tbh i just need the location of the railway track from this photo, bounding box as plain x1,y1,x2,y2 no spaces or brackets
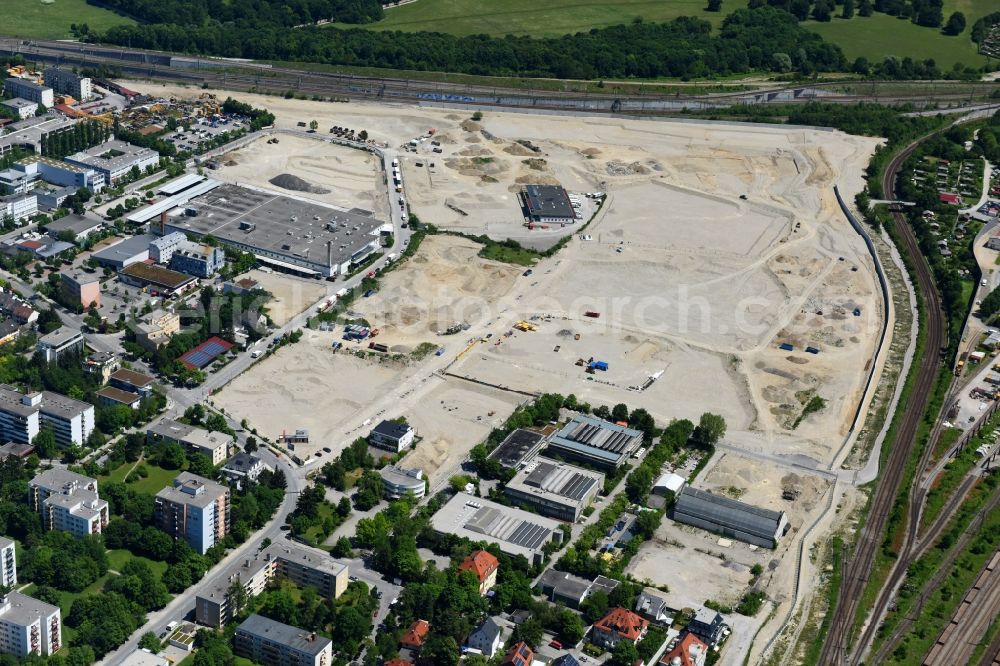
926,550,1000,665
818,130,948,666
2,38,999,114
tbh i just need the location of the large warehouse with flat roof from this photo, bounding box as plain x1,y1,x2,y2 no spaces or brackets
672,487,788,548
160,183,386,277
521,185,575,223
545,415,643,469
431,493,562,565
504,457,604,522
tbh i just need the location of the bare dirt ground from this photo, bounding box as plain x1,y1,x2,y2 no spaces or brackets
212,134,388,216
129,81,885,663
351,235,521,349
215,332,405,447
246,269,327,326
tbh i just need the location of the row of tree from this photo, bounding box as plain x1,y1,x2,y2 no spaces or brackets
86,0,383,27
40,121,112,160
91,7,849,80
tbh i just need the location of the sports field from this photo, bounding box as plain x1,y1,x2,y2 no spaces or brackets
3,0,135,40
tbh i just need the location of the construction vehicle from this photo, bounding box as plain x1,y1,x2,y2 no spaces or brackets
574,333,581,341
514,321,538,332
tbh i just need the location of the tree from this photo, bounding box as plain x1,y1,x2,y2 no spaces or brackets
581,590,610,623
309,120,318,130
611,403,629,423
160,442,187,469
332,536,354,557
245,436,258,452
707,0,723,10
812,0,832,21
138,632,161,652
858,0,873,15
841,0,854,18
184,404,206,425
694,412,726,446
612,641,639,666
944,11,966,34
471,111,483,122
31,428,58,459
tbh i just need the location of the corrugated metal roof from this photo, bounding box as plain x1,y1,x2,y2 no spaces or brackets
674,487,784,543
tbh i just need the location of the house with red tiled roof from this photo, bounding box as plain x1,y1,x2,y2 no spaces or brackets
458,549,500,595
660,634,708,666
592,608,649,648
501,642,534,666
400,619,430,651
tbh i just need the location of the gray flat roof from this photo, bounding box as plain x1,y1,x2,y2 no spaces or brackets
156,471,227,509
45,213,103,236
147,417,196,442
92,234,156,264
523,185,574,219
66,140,157,172
39,389,92,420
0,591,59,626
0,536,13,550
489,428,545,468
237,614,332,656
379,465,424,489
31,468,97,491
2,98,37,110
164,183,384,269
431,493,560,559
546,415,643,466
38,326,83,348
0,385,39,418
4,78,49,94
674,487,785,544
199,542,347,602
505,457,603,505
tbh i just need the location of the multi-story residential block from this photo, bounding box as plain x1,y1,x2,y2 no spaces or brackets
60,270,100,309
0,99,37,120
0,592,61,657
36,327,85,363
234,614,332,666
0,193,37,222
155,472,230,554
29,469,108,536
196,543,348,627
0,537,15,588
147,419,232,465
0,385,94,447
82,351,120,383
3,79,54,108
42,69,92,102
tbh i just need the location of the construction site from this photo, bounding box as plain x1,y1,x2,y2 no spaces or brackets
147,80,886,661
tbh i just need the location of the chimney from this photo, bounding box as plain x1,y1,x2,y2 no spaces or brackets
159,211,167,236
327,240,333,266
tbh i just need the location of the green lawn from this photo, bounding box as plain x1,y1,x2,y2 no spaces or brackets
1,0,135,40
337,0,994,69
98,460,180,496
106,549,169,577
336,0,748,37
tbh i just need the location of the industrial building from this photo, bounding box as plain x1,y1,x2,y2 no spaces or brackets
3,79,53,108
42,69,92,102
0,537,15,588
0,592,61,657
0,115,76,157
30,469,108,537
64,140,159,186
152,182,386,278
155,472,231,554
147,419,233,465
195,543,348,627
430,493,562,565
368,420,415,453
118,262,197,296
234,615,332,666
379,465,426,500
536,570,620,608
36,327,85,363
488,428,546,469
91,234,157,270
0,384,94,447
672,487,788,548
149,231,225,277
0,193,37,221
1,99,37,120
44,213,104,243
503,457,604,521
520,185,575,223
545,415,643,469
5,156,106,194
60,270,101,309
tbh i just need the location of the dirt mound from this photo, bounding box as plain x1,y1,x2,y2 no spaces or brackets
457,146,493,157
582,147,601,157
522,158,548,171
504,143,536,156
461,120,482,132
269,173,331,194
513,174,560,186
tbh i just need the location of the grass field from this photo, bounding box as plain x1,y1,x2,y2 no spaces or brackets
3,0,135,40
336,0,996,69
338,0,749,37
106,548,169,577
98,460,180,496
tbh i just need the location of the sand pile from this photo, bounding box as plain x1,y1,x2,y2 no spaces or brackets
269,173,331,194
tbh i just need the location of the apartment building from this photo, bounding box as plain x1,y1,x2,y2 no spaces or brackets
0,99,37,120
60,270,100,309
234,615,332,666
134,308,180,352
0,537,15,588
36,327,85,363
196,543,348,627
29,469,108,537
82,351,120,383
0,385,94,447
147,419,232,465
42,69,92,102
3,79,54,108
155,472,230,554
0,193,37,222
0,592,61,657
